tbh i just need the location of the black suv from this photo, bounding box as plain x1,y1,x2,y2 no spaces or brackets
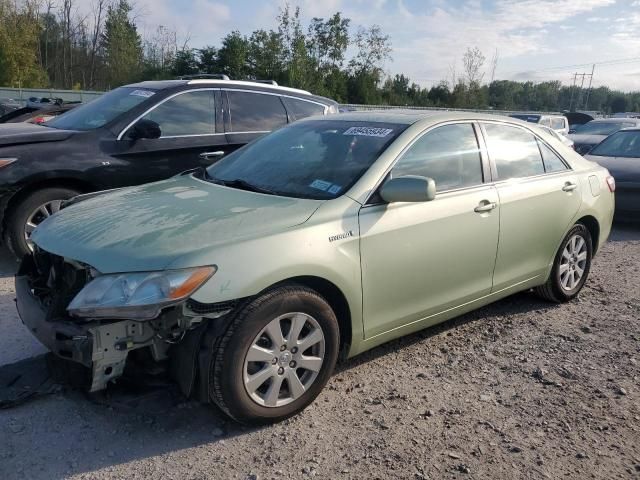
0,78,338,256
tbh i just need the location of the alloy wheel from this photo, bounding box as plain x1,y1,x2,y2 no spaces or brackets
24,200,63,251
243,312,325,408
559,234,588,291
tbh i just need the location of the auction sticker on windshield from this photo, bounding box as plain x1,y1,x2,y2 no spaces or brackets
130,90,155,98
310,179,333,191
343,126,393,137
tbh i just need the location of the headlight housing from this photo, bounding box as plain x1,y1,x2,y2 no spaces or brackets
0,158,17,168
67,266,216,320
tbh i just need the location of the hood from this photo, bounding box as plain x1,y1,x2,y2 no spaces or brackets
567,134,606,145
0,123,76,147
585,155,640,183
31,175,323,273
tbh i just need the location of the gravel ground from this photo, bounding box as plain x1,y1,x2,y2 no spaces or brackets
0,223,639,480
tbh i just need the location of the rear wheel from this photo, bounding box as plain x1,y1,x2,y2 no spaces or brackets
208,285,339,425
5,187,81,258
535,223,593,303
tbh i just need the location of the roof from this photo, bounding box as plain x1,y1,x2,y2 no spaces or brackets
509,112,565,117
314,110,520,125
126,80,186,90
589,117,640,124
124,79,337,104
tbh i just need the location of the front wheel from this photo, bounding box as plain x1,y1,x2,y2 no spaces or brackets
5,187,81,258
535,223,593,303
208,285,340,425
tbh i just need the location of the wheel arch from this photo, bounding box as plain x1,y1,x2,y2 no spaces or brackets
273,275,353,360
575,215,600,254
2,177,96,236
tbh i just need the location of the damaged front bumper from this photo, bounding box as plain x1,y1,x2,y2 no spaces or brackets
16,274,163,391
15,248,239,396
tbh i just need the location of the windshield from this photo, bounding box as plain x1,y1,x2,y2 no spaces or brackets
46,87,157,131
207,120,407,199
590,130,640,158
573,121,635,136
510,114,541,123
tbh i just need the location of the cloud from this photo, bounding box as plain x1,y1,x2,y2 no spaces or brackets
134,0,231,46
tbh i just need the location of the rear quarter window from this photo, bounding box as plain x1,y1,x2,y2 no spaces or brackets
284,97,326,120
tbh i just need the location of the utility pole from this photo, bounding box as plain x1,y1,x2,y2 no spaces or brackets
568,73,578,111
568,70,593,112
575,73,587,111
583,64,595,111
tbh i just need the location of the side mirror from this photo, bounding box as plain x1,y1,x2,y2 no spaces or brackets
127,119,161,140
379,175,436,203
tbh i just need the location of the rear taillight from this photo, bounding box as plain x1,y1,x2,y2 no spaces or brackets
606,175,616,192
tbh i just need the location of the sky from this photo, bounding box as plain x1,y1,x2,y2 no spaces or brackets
126,0,640,91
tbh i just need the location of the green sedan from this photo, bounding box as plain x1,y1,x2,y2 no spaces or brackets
16,112,615,424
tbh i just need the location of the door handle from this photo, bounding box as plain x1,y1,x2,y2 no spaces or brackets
199,151,225,159
474,201,497,213
562,182,578,192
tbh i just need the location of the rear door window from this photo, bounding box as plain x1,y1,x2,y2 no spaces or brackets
392,123,484,191
142,90,215,137
227,91,288,132
283,97,326,120
483,123,545,179
538,141,568,172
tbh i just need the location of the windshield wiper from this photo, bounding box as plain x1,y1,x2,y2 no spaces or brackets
211,177,278,195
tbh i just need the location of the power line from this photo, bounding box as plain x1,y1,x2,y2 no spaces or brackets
505,56,640,76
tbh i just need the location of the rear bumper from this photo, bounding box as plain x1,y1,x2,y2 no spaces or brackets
616,183,640,218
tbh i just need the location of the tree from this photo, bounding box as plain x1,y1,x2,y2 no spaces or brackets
0,0,48,87
428,82,451,107
347,25,391,104
461,46,486,107
101,0,143,87
197,46,218,74
172,49,198,76
277,5,313,89
88,0,108,88
462,46,485,86
308,13,349,72
217,31,249,79
610,95,628,113
247,30,284,81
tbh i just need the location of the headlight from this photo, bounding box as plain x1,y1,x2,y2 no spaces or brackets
67,266,216,320
0,158,17,168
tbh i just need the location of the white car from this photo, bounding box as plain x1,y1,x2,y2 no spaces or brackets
539,125,574,150
509,113,569,135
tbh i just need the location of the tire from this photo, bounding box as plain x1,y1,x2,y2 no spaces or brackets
5,187,81,258
208,284,340,425
535,223,593,303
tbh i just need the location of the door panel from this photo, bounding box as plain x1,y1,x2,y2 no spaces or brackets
492,173,582,290
103,135,231,186
359,185,500,338
101,89,230,186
